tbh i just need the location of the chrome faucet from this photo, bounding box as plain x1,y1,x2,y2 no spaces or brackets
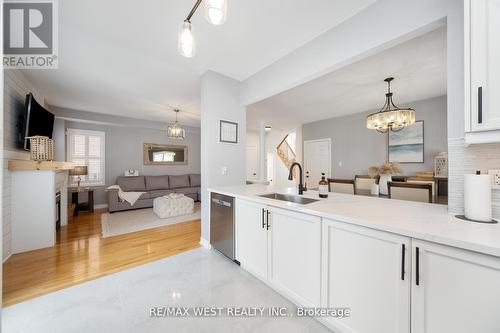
288,162,306,195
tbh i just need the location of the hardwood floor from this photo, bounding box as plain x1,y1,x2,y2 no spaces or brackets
2,208,201,307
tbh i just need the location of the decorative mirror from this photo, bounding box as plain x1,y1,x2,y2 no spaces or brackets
143,143,188,165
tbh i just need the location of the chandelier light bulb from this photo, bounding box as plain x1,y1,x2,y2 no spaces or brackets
178,21,195,58
205,0,227,25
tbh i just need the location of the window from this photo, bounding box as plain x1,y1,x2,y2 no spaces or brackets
66,129,105,186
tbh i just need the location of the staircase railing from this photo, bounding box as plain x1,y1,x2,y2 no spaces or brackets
276,134,297,178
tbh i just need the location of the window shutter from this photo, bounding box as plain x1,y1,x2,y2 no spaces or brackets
67,129,106,186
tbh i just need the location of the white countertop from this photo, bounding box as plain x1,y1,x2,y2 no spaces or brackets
208,184,500,258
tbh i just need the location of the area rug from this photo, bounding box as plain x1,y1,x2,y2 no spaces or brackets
101,202,201,238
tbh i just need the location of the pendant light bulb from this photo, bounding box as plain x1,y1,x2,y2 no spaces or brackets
178,21,195,58
205,0,227,25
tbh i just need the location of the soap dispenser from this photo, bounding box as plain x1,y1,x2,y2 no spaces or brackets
318,173,328,198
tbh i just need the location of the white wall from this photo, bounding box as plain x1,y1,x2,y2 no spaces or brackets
2,70,46,261
200,71,246,243
246,129,260,180
241,0,459,110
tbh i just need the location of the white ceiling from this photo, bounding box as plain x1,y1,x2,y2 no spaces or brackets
21,0,375,127
247,27,447,130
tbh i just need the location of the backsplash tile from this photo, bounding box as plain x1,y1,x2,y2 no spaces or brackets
448,138,500,219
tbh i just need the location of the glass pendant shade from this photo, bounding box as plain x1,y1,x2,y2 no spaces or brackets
167,110,186,139
178,21,195,58
204,0,227,25
366,78,416,133
167,124,186,139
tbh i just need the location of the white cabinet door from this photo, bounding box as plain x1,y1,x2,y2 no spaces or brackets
469,0,500,131
322,219,410,333
235,199,268,281
411,240,500,333
268,207,321,307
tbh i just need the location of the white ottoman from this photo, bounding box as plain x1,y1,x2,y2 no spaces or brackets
153,196,194,219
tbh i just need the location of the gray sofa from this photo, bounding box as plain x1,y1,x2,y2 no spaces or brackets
108,174,200,213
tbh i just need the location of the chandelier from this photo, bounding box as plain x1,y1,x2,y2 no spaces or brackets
178,0,228,58
366,77,415,133
167,109,186,139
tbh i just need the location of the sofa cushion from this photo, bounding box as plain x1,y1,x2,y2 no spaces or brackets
169,175,190,189
117,176,146,191
149,190,174,199
145,176,169,191
189,174,201,187
175,187,199,195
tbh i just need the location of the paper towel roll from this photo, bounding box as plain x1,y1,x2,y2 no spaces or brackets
464,174,492,222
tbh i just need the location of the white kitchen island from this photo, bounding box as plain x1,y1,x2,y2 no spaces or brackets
209,184,500,333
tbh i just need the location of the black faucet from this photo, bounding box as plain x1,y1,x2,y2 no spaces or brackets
288,162,306,195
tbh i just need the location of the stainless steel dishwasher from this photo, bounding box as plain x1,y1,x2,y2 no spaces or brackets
210,192,235,261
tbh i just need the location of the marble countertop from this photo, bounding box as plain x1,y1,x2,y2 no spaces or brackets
208,184,500,258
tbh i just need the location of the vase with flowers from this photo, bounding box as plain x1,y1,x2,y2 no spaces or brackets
368,162,402,195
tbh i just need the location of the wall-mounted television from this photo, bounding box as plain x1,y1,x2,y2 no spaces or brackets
18,93,55,150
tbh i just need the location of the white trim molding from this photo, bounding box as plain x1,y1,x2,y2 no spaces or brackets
199,237,211,249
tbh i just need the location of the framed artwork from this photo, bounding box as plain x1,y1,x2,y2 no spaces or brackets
124,169,139,176
219,120,238,144
388,120,424,163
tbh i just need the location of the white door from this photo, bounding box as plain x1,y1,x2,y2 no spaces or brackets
246,145,259,180
235,199,268,281
411,239,500,333
470,0,500,131
304,139,331,189
266,152,274,184
322,219,410,333
268,207,321,307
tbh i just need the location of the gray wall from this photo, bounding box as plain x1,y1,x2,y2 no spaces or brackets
302,95,447,179
55,108,201,205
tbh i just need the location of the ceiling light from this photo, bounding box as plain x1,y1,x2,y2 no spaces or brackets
265,126,272,131
366,77,415,133
167,109,186,139
178,0,228,57
178,21,195,58
205,0,227,25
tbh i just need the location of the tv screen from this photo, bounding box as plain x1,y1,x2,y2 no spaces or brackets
20,93,55,150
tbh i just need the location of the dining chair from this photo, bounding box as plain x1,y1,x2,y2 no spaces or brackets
354,175,377,191
328,178,355,194
387,182,433,203
406,177,436,197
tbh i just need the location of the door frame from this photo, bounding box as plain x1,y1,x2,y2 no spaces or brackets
303,138,332,180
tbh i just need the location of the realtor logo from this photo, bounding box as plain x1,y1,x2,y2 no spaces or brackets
3,0,58,68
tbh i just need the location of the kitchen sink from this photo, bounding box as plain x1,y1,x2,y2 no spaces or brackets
259,193,319,205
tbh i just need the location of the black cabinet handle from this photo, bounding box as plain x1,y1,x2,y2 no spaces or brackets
416,247,420,286
261,208,265,229
401,244,405,281
266,210,270,230
478,86,483,124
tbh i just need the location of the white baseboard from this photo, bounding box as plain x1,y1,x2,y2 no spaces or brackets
199,237,211,249
94,204,108,209
3,252,13,263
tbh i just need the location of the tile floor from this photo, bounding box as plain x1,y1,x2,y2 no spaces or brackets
2,248,333,333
